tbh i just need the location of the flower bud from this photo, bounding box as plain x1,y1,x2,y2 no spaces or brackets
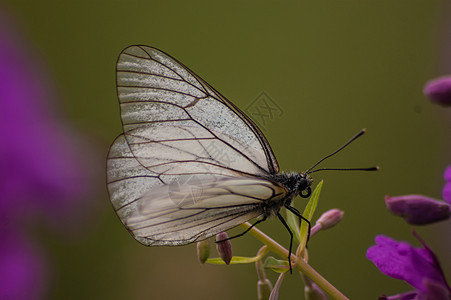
269,272,286,300
196,239,211,264
385,195,451,225
255,246,273,299
255,248,268,280
315,209,344,230
304,283,327,300
443,165,451,204
216,232,233,265
257,279,273,300
423,76,451,106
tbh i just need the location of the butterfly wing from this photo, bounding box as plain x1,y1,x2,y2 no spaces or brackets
125,176,287,246
107,45,282,245
115,45,279,178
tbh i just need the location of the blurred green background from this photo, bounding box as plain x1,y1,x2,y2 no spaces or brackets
4,0,450,299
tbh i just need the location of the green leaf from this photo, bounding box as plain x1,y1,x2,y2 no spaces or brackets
206,256,254,264
205,246,269,265
263,256,289,273
299,180,323,251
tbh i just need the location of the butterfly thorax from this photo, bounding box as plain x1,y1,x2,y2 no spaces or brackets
272,171,313,203
258,171,313,217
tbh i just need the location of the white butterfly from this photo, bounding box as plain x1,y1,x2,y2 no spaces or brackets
106,45,372,249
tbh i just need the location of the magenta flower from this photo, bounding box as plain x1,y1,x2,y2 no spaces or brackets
385,195,450,225
0,9,95,299
385,166,451,225
0,14,92,225
443,165,451,204
0,232,47,300
423,76,451,106
367,233,451,300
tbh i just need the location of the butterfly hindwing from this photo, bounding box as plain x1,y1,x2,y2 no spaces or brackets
125,177,287,245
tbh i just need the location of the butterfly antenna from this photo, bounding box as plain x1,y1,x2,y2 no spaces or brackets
306,129,370,174
308,166,379,174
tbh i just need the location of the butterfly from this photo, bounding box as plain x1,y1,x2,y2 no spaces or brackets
106,45,376,270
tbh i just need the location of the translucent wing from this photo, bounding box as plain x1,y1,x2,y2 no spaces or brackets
115,45,279,179
107,133,288,245
125,175,287,246
107,45,282,245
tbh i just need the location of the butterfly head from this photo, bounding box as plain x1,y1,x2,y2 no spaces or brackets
296,173,313,198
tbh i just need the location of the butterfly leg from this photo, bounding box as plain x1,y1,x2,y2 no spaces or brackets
285,205,311,242
215,216,267,242
277,212,294,274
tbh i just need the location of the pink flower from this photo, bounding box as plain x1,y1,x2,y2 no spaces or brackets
423,76,451,106
367,233,450,299
0,9,96,299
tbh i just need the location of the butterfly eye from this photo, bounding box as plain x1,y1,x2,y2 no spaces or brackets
300,187,311,198
297,177,311,198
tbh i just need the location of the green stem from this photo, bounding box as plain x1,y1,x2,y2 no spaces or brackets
240,222,349,300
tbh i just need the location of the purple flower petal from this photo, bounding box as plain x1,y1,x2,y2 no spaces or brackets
443,165,451,204
0,233,47,300
0,10,96,228
0,9,98,300
422,278,451,300
423,76,451,106
367,235,448,293
385,195,450,225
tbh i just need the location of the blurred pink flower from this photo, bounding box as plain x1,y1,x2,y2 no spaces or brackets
0,14,92,224
0,9,96,299
423,76,451,106
443,165,451,204
0,232,47,300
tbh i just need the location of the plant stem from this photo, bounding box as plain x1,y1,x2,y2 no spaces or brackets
240,222,349,300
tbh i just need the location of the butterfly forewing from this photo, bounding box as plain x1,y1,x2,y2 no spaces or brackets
107,45,285,246
116,45,278,176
